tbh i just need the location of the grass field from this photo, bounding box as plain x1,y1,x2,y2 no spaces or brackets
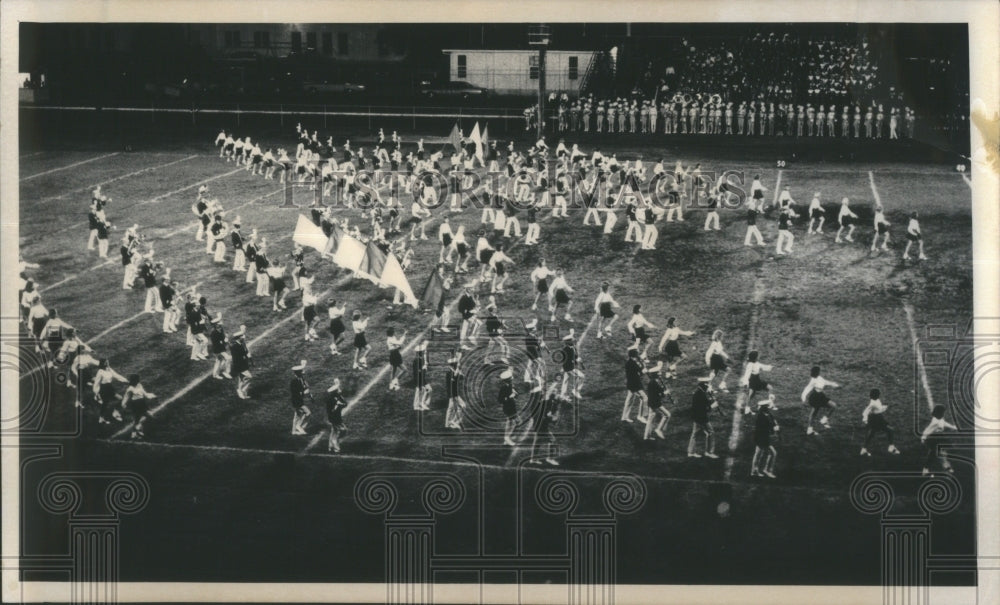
14,125,977,586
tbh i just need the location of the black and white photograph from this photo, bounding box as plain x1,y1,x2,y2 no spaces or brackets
2,1,998,603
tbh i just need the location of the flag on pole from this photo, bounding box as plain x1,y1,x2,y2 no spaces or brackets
420,270,446,309
294,215,417,306
361,241,389,281
448,122,463,153
332,232,370,278
292,215,328,253
469,122,484,165
381,255,418,307
323,221,346,255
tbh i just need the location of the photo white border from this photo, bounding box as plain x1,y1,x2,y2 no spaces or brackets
2,1,997,603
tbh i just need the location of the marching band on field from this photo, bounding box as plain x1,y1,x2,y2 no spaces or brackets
17,119,951,479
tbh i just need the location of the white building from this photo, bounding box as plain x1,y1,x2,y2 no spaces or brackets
442,49,597,96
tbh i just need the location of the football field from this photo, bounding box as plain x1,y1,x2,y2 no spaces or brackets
15,129,976,585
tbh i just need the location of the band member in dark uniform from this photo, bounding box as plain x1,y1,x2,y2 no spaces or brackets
529,383,563,465
643,370,673,441
687,381,719,458
750,395,779,478
558,331,584,400
500,368,519,446
325,378,348,452
411,340,431,411
444,353,466,430
289,360,312,435
230,218,246,272
229,324,252,400
386,327,408,391
209,313,231,380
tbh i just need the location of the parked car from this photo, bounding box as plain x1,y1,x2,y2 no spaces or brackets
419,80,488,100
303,80,366,94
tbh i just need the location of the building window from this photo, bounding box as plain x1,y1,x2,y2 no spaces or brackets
224,30,242,49
253,31,270,49
337,32,349,56
322,32,332,55
291,31,302,54
568,56,579,80
529,55,539,80
457,55,467,79
306,32,317,52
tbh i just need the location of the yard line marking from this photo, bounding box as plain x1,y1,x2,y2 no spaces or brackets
35,155,200,204
961,173,972,189
772,169,783,206
86,311,150,345
20,152,120,181
42,166,246,240
87,282,203,346
158,187,284,240
903,303,937,413
39,259,114,293
129,167,245,209
868,170,883,207
94,437,849,497
20,151,45,159
723,276,766,482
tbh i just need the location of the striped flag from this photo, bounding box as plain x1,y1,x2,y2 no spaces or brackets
361,241,389,281
296,214,417,306
421,270,446,309
448,122,463,153
323,221,346,255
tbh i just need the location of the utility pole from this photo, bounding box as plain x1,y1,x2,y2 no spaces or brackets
537,46,546,140
529,24,551,141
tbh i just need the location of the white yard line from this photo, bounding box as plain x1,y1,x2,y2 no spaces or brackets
95,437,848,497
36,184,281,294
868,170,882,207
772,170,783,206
903,303,937,413
35,155,200,204
20,152,120,181
723,277,766,482
20,151,45,159
39,259,115,293
159,187,284,240
87,282,203,346
44,166,245,239
129,167,246,209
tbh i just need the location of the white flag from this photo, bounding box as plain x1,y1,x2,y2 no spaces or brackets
469,122,484,164
380,254,418,307
292,215,328,253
